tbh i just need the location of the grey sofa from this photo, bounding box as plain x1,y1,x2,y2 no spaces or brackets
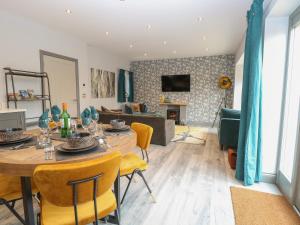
98,111,175,146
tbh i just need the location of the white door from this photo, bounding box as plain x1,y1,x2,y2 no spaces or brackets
42,54,78,117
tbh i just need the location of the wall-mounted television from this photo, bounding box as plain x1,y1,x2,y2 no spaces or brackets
161,74,190,92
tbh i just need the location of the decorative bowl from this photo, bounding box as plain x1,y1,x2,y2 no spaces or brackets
110,119,126,129
0,128,24,142
67,132,92,148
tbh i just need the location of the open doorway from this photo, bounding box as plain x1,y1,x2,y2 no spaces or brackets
40,50,80,117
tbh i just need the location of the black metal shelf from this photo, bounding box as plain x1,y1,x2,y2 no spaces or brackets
3,67,52,122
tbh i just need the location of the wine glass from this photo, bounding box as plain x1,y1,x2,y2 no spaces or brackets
90,112,99,135
81,117,91,133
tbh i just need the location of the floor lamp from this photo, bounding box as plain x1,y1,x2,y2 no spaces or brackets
212,75,233,128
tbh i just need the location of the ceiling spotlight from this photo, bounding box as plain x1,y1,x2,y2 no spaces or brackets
105,31,109,36
163,41,167,45
203,36,207,41
129,44,133,48
172,50,177,54
65,9,72,14
146,24,152,30
197,17,203,22
144,53,148,57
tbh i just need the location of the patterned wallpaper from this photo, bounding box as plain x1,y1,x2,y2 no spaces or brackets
130,55,235,124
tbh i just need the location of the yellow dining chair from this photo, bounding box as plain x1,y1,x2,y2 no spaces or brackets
0,174,38,224
33,151,121,225
120,122,155,204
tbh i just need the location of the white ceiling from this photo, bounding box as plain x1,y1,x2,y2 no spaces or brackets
0,0,255,60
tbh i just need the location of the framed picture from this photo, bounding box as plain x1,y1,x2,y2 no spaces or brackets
19,90,29,98
27,89,34,98
91,68,115,98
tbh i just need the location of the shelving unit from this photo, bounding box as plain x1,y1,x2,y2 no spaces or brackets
3,67,52,123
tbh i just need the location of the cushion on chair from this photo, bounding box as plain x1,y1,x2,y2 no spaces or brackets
120,152,148,176
0,174,38,202
41,190,116,225
220,108,240,119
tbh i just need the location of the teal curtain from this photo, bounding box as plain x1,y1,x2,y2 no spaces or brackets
128,71,134,102
235,0,264,186
118,69,126,102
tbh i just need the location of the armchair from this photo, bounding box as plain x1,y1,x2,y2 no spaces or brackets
218,108,240,150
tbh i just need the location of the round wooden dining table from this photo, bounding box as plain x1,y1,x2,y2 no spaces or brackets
0,130,137,225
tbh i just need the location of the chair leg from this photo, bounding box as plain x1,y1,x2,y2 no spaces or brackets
2,200,26,225
114,208,120,225
136,171,156,203
121,170,137,205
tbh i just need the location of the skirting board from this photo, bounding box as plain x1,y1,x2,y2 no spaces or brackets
261,172,276,184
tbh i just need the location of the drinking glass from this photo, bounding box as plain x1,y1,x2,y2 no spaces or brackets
37,118,51,148
44,144,54,160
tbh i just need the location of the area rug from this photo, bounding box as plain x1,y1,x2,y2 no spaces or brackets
171,126,207,145
230,187,300,225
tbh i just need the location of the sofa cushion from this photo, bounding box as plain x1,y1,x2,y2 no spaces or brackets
131,103,140,112
139,103,148,113
125,105,133,114
221,108,240,119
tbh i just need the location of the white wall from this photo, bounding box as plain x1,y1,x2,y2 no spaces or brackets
0,10,129,121
262,17,289,175
233,54,244,110
87,46,130,110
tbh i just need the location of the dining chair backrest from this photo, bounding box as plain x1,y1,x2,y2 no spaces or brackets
131,123,153,151
33,151,121,207
0,174,20,198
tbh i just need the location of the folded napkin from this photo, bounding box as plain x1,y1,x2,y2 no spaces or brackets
51,105,61,122
39,109,49,129
90,106,99,121
81,108,92,126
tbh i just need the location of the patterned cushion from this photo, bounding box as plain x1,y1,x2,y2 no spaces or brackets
139,103,148,113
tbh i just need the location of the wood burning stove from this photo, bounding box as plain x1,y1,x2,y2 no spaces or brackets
167,109,180,125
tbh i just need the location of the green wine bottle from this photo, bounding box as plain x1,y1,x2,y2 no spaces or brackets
60,102,71,138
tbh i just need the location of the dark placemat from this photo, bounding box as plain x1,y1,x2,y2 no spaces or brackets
0,136,37,150
55,144,106,161
103,129,133,136
50,133,68,142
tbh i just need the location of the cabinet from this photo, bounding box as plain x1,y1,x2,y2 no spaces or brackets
0,111,26,130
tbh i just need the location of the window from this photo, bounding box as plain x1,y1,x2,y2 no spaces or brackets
279,23,300,182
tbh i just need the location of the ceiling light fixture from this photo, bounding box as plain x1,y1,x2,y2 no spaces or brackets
173,50,177,54
163,41,167,45
206,48,209,51
129,44,133,48
105,31,109,36
197,17,203,22
65,9,72,14
144,53,148,57
147,24,152,30
203,36,207,41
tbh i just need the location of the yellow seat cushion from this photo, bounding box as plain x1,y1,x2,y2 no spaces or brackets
41,190,116,225
1,187,39,202
120,152,148,176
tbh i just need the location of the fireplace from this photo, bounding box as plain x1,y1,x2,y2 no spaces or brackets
167,109,180,125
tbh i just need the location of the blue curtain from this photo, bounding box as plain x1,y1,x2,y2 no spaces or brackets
118,69,126,102
235,0,264,186
128,71,134,102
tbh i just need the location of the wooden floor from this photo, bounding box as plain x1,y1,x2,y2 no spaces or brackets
0,133,279,225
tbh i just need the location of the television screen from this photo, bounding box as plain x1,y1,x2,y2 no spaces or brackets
161,75,190,92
